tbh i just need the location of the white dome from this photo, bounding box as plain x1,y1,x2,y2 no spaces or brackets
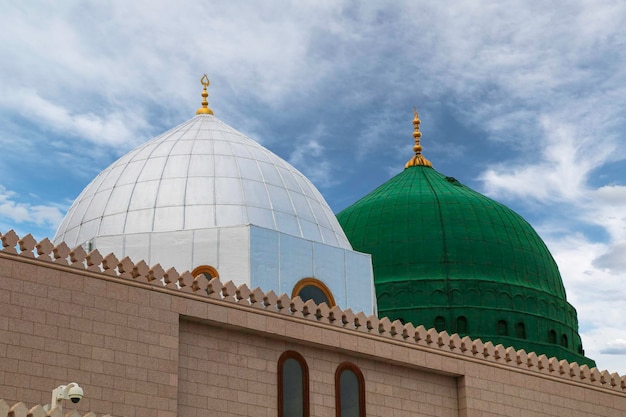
54,114,353,251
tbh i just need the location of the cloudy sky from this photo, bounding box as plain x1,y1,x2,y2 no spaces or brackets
1,1,626,374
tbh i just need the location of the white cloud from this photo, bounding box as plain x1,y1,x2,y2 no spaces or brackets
544,233,626,372
0,185,65,228
590,185,626,240
600,339,626,355
480,113,619,202
0,87,146,148
288,126,336,188
592,243,626,275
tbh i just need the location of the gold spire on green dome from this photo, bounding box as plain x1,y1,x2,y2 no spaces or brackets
405,107,432,169
196,74,214,115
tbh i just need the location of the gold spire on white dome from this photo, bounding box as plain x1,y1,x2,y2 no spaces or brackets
196,74,214,115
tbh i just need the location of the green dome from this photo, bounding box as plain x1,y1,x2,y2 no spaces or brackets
337,165,594,366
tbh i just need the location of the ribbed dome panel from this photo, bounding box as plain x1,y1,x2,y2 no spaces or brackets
337,165,593,366
54,115,352,251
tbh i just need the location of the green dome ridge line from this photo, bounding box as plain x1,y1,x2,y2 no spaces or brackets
337,165,594,366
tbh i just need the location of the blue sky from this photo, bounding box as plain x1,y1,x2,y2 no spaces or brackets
1,1,626,374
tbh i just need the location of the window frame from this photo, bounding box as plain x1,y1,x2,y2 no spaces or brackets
335,362,366,417
191,265,219,279
292,277,336,307
278,350,310,417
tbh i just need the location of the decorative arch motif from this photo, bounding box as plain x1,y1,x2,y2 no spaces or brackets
278,351,309,417
191,265,219,279
378,292,392,304
292,278,336,307
430,289,446,305
467,288,480,302
498,292,513,309
484,290,496,306
450,289,463,305
335,362,366,417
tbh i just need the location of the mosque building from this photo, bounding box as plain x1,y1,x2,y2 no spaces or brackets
0,77,624,417
52,75,376,316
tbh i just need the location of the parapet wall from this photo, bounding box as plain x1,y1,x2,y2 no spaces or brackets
2,229,626,394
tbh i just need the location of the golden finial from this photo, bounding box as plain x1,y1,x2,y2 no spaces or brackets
405,107,432,169
196,74,214,115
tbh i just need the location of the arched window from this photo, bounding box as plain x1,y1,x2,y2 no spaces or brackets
456,316,468,334
434,316,446,332
515,322,526,339
191,265,219,280
278,351,309,417
497,320,508,336
548,329,557,344
561,334,568,348
292,278,336,307
335,362,365,417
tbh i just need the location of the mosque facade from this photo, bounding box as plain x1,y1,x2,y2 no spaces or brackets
1,78,625,417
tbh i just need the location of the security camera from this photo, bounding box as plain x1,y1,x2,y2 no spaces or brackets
46,382,85,412
68,384,84,403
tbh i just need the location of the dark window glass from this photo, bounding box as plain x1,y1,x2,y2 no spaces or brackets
434,316,446,332
340,370,359,417
298,285,329,305
278,351,309,417
283,359,303,416
456,316,468,333
497,320,508,336
548,330,557,344
515,322,526,339
335,363,365,417
561,334,568,348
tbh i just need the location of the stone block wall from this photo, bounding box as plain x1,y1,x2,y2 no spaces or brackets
1,229,626,417
178,320,458,417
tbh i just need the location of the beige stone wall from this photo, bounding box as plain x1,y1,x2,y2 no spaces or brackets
0,252,180,417
178,319,458,417
1,230,626,417
459,362,626,417
178,320,276,417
